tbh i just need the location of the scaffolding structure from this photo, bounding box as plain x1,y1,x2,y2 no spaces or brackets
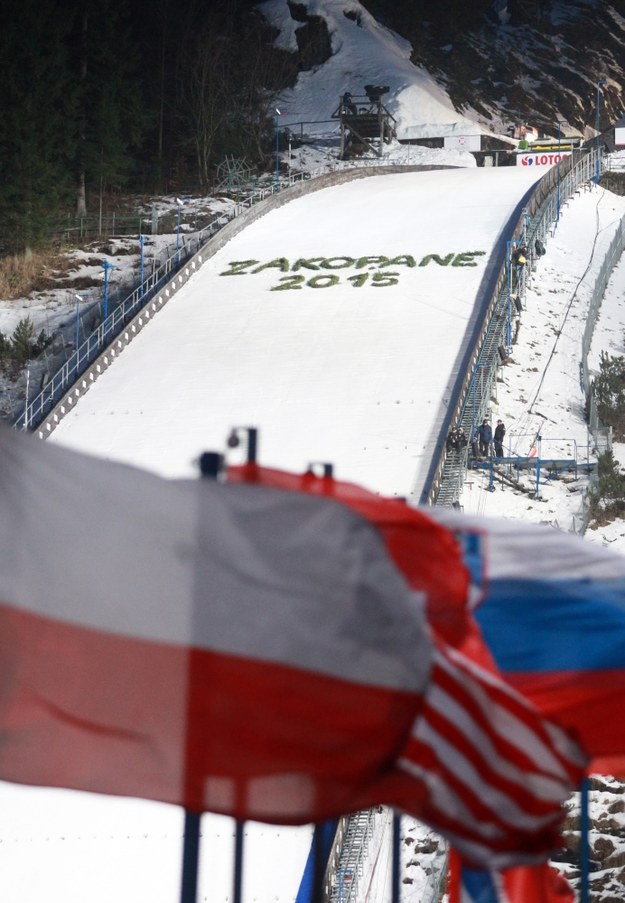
333,85,397,159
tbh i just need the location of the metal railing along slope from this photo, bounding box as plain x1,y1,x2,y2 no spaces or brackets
19,160,459,439
424,147,601,508
16,177,308,434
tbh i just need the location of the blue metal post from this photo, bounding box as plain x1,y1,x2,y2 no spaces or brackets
275,109,281,187
535,434,542,496
179,449,225,903
75,295,82,349
391,814,401,903
102,260,114,321
580,777,590,903
176,204,181,262
556,120,562,225
140,233,145,297
180,811,201,903
595,79,606,184
233,821,244,903
246,427,258,463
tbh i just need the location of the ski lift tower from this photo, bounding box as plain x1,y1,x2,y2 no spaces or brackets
333,85,397,159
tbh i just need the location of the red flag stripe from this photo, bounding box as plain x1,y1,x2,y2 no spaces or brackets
427,662,578,805
409,655,573,820
395,752,566,867
409,704,569,824
439,644,585,775
404,727,564,838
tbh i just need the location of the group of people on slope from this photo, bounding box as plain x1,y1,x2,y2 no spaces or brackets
474,418,506,458
446,425,468,453
447,418,506,459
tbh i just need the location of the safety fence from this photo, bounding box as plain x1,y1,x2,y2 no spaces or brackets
19,161,459,438
15,176,312,433
580,215,625,397
425,147,602,509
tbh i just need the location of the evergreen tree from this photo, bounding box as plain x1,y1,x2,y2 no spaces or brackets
588,448,625,524
67,0,148,215
10,317,35,365
593,351,625,441
0,0,77,253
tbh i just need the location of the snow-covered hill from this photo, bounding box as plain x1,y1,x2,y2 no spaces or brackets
259,0,625,140
260,0,482,138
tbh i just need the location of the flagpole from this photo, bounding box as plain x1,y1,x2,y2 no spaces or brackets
180,811,201,903
179,450,225,903
580,777,590,903
392,813,401,903
233,820,245,903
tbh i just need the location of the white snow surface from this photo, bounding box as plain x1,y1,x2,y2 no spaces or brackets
47,166,543,500
2,2,625,898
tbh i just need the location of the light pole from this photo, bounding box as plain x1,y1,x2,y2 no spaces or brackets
102,260,115,321
140,218,151,298
274,108,281,188
287,129,292,183
174,197,190,263
75,294,83,349
139,234,145,297
595,78,606,184
175,200,182,261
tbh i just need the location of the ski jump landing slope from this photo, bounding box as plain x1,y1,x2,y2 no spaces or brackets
0,166,545,903
50,166,542,498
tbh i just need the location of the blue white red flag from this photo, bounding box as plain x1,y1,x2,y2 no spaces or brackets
431,508,625,774
0,432,584,870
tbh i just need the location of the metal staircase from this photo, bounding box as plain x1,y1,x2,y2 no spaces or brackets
327,810,376,902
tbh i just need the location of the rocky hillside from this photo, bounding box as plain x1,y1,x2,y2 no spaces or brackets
275,0,625,137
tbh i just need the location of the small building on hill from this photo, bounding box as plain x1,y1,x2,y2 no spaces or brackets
398,122,515,166
614,114,625,148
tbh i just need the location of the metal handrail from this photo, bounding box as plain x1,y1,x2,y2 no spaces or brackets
14,177,307,432
15,156,463,435
426,148,601,507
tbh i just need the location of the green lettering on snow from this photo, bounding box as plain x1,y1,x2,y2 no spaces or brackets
355,256,390,269
452,251,487,267
384,255,416,268
319,257,355,269
219,260,259,275
418,254,454,267
251,258,290,273
291,258,325,271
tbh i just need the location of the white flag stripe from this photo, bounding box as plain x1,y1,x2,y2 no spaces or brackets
424,683,569,804
436,649,575,778
414,718,565,833
0,428,431,692
396,754,564,869
544,721,587,769
397,754,507,842
430,507,625,582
